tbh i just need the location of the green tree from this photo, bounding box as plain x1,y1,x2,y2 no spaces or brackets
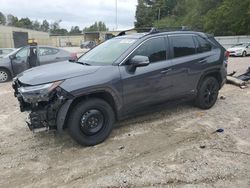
135,0,250,35
204,0,250,35
135,0,154,28
83,21,108,32
0,12,6,25
69,26,82,34
7,14,19,26
50,20,68,35
32,20,40,31
40,20,49,32
17,17,33,29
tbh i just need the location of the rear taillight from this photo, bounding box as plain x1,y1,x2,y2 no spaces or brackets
70,53,78,61
225,51,230,59
224,51,230,64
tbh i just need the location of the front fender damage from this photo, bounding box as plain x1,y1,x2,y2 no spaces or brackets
13,81,73,132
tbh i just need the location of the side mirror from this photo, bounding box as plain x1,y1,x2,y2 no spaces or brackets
130,55,150,67
9,54,16,60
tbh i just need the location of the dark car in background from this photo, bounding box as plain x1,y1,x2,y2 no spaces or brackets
13,30,227,146
0,45,77,82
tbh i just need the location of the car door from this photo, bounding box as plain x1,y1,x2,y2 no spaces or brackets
119,37,173,114
11,47,30,75
38,47,61,65
168,34,202,96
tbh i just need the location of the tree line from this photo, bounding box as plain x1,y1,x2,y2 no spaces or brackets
135,0,250,36
0,12,108,35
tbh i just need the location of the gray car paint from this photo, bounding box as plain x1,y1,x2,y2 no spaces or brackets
14,31,227,125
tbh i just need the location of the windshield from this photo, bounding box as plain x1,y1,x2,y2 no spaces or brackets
78,38,136,65
232,43,249,47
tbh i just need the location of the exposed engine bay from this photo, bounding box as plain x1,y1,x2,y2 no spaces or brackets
12,79,73,132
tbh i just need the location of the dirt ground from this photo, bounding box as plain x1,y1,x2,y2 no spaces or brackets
0,57,250,188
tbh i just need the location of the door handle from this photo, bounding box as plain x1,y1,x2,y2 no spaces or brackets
161,68,172,74
55,57,60,59
199,59,207,64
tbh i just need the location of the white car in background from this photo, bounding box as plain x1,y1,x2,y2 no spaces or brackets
227,43,250,57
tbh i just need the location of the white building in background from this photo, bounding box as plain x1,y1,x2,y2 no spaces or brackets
0,25,51,48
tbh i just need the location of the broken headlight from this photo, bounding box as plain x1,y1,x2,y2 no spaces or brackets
18,81,63,103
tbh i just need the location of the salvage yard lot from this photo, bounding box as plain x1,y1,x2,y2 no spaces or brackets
1,57,250,187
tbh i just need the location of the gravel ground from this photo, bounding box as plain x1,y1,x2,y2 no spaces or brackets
0,57,250,188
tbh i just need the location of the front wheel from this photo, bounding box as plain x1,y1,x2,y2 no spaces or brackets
242,51,247,57
0,68,11,83
195,77,219,109
67,98,115,146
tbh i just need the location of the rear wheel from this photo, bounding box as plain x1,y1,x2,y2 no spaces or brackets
195,77,219,109
0,68,11,83
67,98,115,146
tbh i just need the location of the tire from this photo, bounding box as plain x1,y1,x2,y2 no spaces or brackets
242,51,247,57
0,68,11,83
195,77,219,109
67,98,115,146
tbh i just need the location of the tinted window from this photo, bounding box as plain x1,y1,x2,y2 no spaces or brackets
171,35,196,58
39,47,59,56
130,37,166,63
196,36,212,53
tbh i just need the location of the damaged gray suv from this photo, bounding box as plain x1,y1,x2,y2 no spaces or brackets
13,30,228,146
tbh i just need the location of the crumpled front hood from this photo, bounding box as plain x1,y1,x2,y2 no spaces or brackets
17,61,100,85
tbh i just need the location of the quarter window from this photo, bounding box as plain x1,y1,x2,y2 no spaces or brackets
130,37,167,63
171,35,196,58
196,36,212,53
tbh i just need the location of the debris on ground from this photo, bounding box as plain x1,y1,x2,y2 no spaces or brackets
227,67,250,88
196,112,205,117
119,146,125,150
237,67,250,81
215,128,224,133
227,75,247,88
220,95,226,100
200,145,206,149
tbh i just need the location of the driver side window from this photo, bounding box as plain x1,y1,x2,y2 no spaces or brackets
129,37,167,63
16,47,29,59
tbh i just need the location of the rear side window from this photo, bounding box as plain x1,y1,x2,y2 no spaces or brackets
195,36,212,53
39,47,59,56
130,37,167,63
171,35,196,58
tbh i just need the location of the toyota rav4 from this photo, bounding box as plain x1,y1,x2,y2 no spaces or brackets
13,30,228,146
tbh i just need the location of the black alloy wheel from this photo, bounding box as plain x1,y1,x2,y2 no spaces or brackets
195,77,219,109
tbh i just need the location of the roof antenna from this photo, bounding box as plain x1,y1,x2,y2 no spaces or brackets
149,27,158,34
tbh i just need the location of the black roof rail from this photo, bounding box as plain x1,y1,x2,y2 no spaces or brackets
149,26,190,33
149,27,159,34
116,26,200,37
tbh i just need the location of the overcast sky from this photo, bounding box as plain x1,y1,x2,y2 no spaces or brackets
0,0,138,31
